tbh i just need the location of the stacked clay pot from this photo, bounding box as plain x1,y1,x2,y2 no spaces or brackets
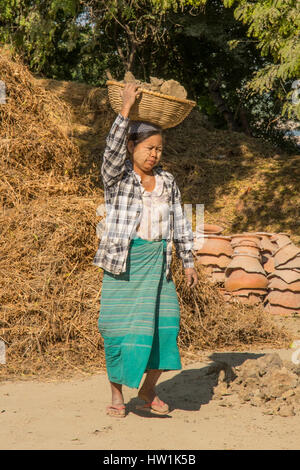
224,233,268,305
193,224,232,282
254,232,276,274
264,233,300,315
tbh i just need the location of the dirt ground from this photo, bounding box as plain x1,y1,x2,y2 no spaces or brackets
0,316,299,451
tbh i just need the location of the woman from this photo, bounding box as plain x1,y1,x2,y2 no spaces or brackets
93,83,198,417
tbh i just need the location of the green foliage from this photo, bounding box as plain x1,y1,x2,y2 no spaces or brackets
223,0,300,120
150,0,205,12
0,0,83,74
0,0,298,151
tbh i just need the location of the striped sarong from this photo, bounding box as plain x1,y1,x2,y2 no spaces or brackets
98,236,182,389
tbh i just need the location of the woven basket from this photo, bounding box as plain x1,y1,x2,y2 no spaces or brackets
106,80,196,129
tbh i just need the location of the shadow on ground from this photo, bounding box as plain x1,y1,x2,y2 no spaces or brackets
127,352,265,418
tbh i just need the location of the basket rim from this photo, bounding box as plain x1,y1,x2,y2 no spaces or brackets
106,80,196,106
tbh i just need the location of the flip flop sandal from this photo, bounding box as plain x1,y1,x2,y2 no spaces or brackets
106,404,126,418
136,397,169,414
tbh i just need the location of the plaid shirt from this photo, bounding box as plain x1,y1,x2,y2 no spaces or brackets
92,113,194,280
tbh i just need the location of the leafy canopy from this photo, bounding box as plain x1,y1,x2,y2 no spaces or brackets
224,0,300,120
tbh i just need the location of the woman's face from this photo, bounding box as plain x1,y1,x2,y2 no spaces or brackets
127,134,163,173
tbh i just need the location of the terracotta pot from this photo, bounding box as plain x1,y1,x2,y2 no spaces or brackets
225,254,265,274
255,235,276,253
211,270,225,283
225,269,268,290
265,290,300,309
268,277,300,291
231,238,259,245
195,253,231,268
273,242,300,267
200,224,225,234
230,288,268,295
230,233,262,245
267,269,300,284
233,245,260,255
275,256,300,270
194,234,233,256
232,293,264,305
270,233,291,247
231,241,261,251
255,232,275,237
264,303,299,316
262,253,275,274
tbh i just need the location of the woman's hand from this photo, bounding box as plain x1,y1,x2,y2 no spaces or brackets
184,267,198,288
120,83,141,118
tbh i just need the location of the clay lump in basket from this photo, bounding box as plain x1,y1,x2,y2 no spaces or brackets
106,79,196,129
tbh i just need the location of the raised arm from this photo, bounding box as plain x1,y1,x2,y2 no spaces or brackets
101,83,141,187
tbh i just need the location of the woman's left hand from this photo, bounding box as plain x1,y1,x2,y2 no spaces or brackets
184,267,198,288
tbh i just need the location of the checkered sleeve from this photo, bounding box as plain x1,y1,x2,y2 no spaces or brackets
101,113,130,187
172,180,195,269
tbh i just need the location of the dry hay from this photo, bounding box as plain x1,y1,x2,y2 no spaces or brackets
0,49,293,381
0,47,87,210
0,47,80,174
0,197,291,382
0,195,105,380
209,353,300,417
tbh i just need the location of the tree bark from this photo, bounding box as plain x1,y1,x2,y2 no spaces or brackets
208,79,240,131
238,106,252,136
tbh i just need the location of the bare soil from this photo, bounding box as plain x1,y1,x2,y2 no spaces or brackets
1,317,299,451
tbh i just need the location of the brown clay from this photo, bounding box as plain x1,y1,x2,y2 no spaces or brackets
122,72,188,99
266,290,300,309
262,254,275,274
194,235,233,256
275,256,300,270
264,303,300,316
225,254,265,274
225,269,268,290
230,288,268,295
267,269,300,284
233,246,261,255
199,224,224,234
273,243,300,267
257,235,276,253
195,253,231,268
230,233,262,245
270,233,291,247
268,277,300,291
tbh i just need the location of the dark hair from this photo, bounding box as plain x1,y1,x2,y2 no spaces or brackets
127,129,163,147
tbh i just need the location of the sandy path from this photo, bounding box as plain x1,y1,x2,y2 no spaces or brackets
1,347,300,450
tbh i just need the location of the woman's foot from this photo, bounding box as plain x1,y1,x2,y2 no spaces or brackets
108,381,126,417
137,389,169,414
106,403,126,417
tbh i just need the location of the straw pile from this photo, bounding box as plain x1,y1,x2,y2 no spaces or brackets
0,48,292,381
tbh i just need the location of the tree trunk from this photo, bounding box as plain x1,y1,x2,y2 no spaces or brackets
238,106,252,136
208,79,240,131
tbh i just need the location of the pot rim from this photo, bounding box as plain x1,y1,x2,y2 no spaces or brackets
194,234,232,240
272,240,294,255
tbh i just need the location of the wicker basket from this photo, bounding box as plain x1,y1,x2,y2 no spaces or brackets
106,80,196,129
